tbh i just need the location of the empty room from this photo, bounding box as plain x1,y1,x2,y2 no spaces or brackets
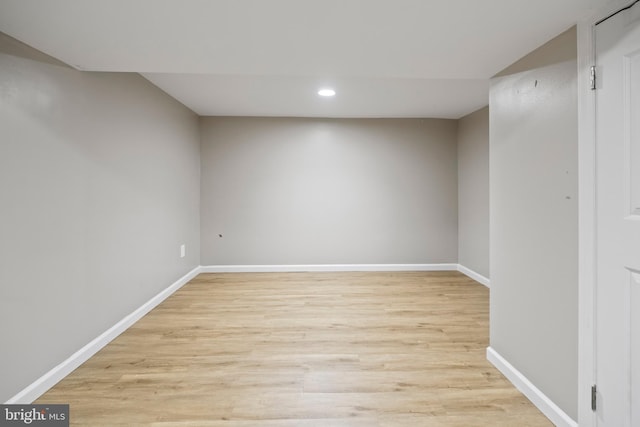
1,1,638,426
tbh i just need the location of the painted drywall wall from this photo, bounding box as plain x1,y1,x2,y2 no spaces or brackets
200,117,458,265
0,34,201,402
457,106,489,279
494,27,578,78
490,28,578,419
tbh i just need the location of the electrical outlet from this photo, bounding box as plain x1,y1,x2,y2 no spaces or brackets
180,244,186,258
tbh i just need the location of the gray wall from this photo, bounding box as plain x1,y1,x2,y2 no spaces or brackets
457,106,489,278
489,27,578,419
0,34,201,402
200,117,458,265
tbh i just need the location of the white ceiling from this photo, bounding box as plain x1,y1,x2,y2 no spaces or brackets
0,0,606,118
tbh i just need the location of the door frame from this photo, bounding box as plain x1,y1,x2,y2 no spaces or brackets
577,1,637,425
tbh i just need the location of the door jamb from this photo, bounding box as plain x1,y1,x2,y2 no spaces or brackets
577,13,597,426
577,1,634,425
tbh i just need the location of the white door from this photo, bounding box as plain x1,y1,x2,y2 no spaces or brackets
595,2,640,426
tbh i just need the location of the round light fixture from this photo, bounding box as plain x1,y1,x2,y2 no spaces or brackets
318,88,336,97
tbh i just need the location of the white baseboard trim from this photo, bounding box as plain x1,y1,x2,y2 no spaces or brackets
486,347,577,427
200,263,459,273
457,265,490,287
6,266,202,404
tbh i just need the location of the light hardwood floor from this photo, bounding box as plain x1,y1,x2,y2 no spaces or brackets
37,271,552,426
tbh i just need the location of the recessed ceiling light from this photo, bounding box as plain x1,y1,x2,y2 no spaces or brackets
318,88,336,97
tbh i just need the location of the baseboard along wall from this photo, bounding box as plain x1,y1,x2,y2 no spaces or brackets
5,266,202,404
200,263,460,273
457,264,490,287
486,347,577,427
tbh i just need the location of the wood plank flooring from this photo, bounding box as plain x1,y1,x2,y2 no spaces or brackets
37,271,552,426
